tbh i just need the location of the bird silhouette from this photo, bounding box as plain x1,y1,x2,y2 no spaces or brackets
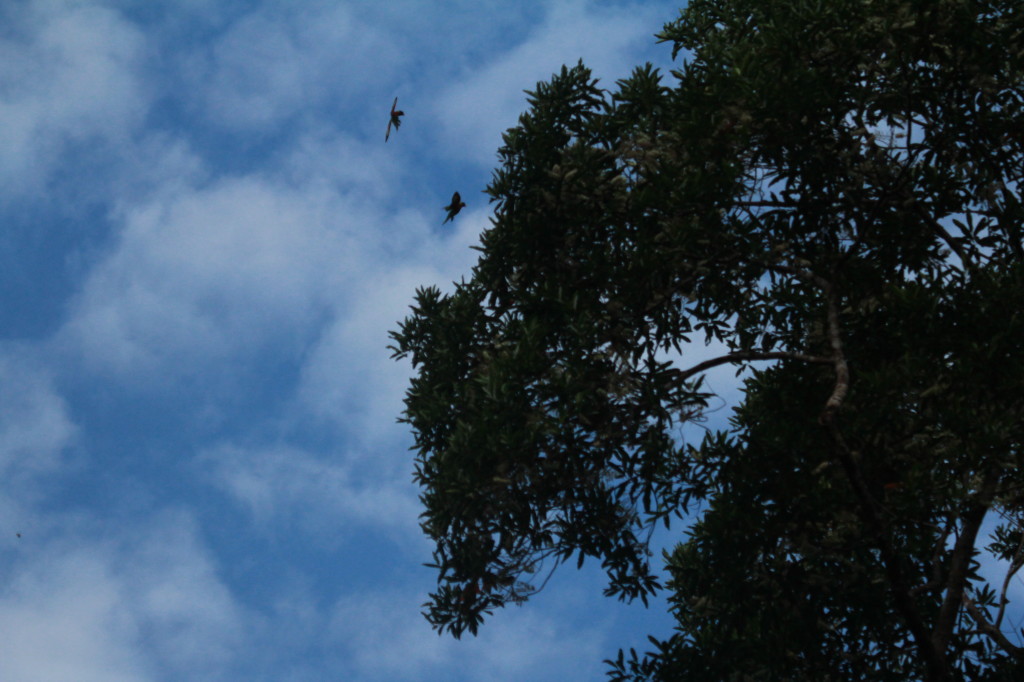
385,97,404,142
443,191,466,224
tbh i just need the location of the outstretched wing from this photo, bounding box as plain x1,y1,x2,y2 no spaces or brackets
386,97,399,141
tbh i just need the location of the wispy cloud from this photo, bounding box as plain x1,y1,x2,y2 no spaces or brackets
0,511,243,682
0,2,149,197
188,4,396,132
432,0,677,165
60,176,345,383
198,443,423,543
0,348,76,479
328,585,609,682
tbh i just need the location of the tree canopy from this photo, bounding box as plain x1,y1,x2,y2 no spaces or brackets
390,0,1024,679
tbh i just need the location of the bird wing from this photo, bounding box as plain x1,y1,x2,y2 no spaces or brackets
386,97,399,141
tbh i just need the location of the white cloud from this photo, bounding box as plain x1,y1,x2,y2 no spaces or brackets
55,107,471,391
0,345,79,552
60,175,353,384
433,0,675,165
290,188,497,444
0,1,149,196
191,4,396,131
328,586,608,682
278,127,404,196
119,512,245,673
295,263,446,447
0,511,244,682
0,348,77,480
0,548,150,682
198,443,423,543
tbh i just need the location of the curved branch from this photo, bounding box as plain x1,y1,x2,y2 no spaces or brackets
673,350,832,383
962,595,1024,661
820,288,850,422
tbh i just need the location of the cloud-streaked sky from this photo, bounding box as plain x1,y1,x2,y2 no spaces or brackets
0,1,706,679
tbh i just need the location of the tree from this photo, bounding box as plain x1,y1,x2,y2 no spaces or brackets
390,0,1024,679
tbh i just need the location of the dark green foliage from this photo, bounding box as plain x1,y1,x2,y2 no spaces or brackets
391,1,1024,678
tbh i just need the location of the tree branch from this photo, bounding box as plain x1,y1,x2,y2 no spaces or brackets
735,199,796,208
910,517,957,597
932,475,998,653
962,594,1024,661
817,282,950,681
761,261,831,290
824,419,951,681
820,288,850,422
673,350,832,383
995,518,1024,630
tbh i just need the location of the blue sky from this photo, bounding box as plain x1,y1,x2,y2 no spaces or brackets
0,1,720,680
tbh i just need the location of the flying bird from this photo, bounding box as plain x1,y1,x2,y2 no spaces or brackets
385,97,404,142
443,191,466,224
